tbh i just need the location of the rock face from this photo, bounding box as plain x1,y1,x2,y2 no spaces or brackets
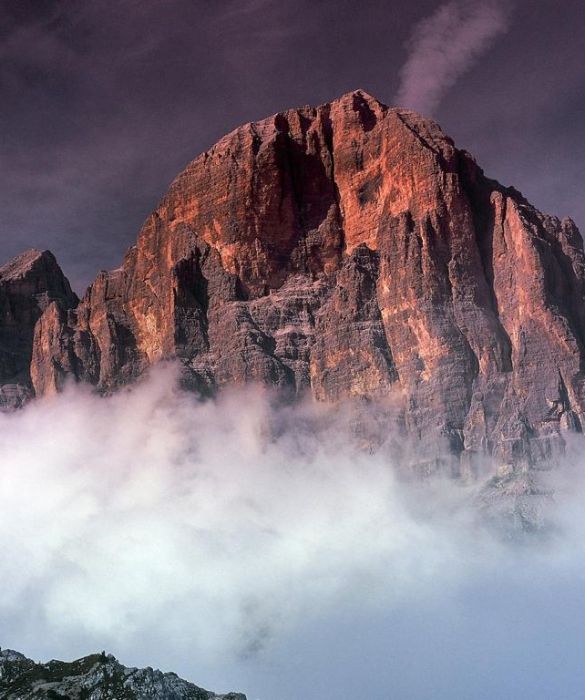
0,249,77,408
0,648,246,699
5,90,585,471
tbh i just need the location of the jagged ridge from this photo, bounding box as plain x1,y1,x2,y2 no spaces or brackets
0,648,246,700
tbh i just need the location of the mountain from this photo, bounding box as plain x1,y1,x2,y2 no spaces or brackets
0,648,245,699
3,90,585,473
0,249,77,409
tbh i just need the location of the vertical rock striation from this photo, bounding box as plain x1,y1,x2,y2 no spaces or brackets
3,90,584,471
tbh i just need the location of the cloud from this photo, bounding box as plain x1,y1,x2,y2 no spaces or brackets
1,364,585,698
394,1,510,115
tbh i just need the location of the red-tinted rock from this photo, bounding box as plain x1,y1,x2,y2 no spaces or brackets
13,90,585,470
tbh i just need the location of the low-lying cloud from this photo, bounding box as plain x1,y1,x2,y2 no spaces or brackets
1,364,585,699
395,1,510,115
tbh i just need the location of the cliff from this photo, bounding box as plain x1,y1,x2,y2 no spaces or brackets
0,249,77,408
4,90,585,473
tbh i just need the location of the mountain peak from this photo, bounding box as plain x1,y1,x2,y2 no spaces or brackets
330,87,385,107
1,91,584,490
0,247,77,407
0,249,52,281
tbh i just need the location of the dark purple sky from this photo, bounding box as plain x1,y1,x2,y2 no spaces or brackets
2,0,584,291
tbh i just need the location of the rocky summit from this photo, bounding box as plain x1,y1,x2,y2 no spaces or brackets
0,249,77,409
0,648,246,699
3,90,585,474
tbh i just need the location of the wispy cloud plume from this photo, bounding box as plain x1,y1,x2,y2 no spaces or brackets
395,1,510,115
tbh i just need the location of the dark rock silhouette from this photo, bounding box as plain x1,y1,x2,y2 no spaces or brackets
0,249,77,408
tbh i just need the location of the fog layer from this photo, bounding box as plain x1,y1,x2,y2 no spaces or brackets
1,365,585,699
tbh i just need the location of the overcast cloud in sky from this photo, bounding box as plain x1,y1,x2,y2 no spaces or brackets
1,0,585,291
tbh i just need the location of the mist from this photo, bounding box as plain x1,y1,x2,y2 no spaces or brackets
2,364,585,699
395,0,510,115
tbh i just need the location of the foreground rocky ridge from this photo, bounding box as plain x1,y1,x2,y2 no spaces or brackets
0,648,246,700
4,90,585,473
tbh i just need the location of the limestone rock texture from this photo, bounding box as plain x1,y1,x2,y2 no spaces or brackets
7,90,585,471
0,648,246,700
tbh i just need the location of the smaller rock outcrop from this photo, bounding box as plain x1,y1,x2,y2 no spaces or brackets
0,648,246,700
0,249,77,408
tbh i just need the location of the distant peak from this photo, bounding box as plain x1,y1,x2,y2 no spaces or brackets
0,249,54,281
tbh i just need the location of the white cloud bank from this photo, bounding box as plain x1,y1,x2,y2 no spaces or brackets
1,364,585,699
395,1,510,115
